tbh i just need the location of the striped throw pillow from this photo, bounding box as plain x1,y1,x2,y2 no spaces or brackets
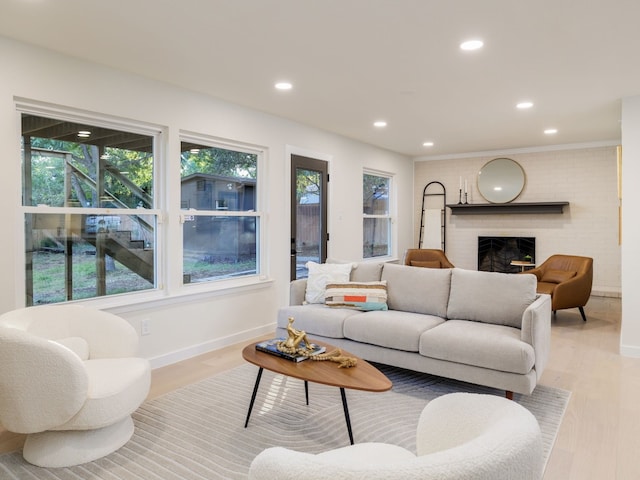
325,281,388,311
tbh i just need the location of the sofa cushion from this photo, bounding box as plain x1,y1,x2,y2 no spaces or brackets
278,305,358,339
419,320,535,374
304,262,353,304
541,269,576,284
325,281,388,311
344,310,444,352
327,259,384,282
381,263,451,317
447,268,537,328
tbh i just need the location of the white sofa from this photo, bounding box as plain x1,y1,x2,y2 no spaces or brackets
249,392,544,480
277,262,552,397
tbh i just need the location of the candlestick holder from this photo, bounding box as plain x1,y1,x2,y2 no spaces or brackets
464,192,468,204
457,189,463,204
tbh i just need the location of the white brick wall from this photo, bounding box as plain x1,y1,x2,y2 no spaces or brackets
414,146,620,296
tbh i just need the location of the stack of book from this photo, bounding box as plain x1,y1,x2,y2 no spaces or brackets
255,338,326,362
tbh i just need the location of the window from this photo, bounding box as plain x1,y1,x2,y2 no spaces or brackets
180,136,261,284
363,172,392,258
20,110,159,305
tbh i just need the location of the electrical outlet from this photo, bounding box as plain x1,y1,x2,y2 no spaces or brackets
141,319,151,336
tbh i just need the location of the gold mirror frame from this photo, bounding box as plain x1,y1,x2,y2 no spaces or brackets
477,158,526,203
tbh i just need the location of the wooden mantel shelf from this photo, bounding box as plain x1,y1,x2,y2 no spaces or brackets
446,201,569,215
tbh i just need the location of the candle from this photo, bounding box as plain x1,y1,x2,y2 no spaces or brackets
464,179,468,194
459,176,462,190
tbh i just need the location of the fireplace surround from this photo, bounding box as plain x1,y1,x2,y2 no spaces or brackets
478,237,535,273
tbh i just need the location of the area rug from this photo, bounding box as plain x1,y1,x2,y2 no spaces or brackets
0,363,569,479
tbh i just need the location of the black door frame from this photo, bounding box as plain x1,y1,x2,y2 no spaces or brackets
290,154,328,281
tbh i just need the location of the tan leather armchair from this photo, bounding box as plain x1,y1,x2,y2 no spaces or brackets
523,254,593,321
403,249,455,268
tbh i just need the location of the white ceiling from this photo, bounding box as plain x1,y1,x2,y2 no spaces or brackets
1,0,639,157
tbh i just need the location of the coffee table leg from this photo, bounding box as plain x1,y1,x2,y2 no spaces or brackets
304,380,309,405
340,387,354,445
244,367,263,428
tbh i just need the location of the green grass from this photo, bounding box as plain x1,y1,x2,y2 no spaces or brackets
31,251,257,303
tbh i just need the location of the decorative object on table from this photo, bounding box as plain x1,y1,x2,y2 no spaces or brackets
281,317,357,367
255,338,325,362
310,348,358,368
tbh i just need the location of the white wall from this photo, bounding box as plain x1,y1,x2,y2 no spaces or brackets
621,96,640,357
413,145,621,296
0,36,414,366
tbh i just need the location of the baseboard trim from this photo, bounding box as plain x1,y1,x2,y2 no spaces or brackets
591,288,622,298
620,344,640,358
147,323,275,369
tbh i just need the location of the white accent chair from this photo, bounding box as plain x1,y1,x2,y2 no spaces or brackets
248,392,544,480
0,305,151,468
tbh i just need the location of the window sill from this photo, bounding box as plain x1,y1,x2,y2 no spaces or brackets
75,275,275,315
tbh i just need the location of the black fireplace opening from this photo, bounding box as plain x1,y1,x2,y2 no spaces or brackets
478,237,535,273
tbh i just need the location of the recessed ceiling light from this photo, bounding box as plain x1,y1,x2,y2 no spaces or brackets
423,141,434,147
544,128,558,135
516,101,534,109
373,121,387,128
460,39,484,51
275,82,293,90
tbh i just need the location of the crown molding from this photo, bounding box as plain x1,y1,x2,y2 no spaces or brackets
413,140,620,162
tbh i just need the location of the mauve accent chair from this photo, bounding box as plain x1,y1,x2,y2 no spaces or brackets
0,304,151,467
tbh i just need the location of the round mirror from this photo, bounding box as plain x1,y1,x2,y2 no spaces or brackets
477,158,525,203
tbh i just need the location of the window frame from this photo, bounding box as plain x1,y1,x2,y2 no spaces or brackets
14,101,272,311
178,131,266,289
16,101,164,308
362,169,395,260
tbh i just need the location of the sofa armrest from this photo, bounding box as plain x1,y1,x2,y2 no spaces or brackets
520,294,552,379
290,279,308,306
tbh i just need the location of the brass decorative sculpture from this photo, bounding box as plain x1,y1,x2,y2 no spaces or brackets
277,317,318,355
310,348,358,368
277,317,357,368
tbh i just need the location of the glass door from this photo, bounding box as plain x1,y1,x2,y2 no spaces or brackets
290,155,328,280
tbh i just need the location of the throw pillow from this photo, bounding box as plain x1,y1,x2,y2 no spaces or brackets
304,261,353,304
541,269,577,284
325,281,388,311
410,260,441,268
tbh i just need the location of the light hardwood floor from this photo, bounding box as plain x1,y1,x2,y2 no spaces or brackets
1,296,638,479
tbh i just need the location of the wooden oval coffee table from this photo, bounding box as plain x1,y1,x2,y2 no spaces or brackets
242,340,392,444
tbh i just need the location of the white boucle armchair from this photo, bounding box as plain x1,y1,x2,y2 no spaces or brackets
248,392,544,480
0,305,151,468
